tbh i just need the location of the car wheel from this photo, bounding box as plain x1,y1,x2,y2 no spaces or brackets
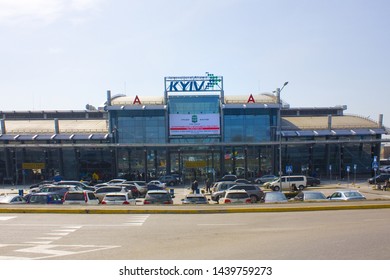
273,186,280,191
250,195,258,203
169,181,175,186
298,185,304,190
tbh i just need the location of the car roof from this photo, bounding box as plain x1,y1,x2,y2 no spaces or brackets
336,190,361,193
66,190,93,193
147,190,168,194
0,193,20,198
104,192,129,196
225,189,247,193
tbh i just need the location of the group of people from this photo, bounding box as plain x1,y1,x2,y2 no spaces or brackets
191,178,213,194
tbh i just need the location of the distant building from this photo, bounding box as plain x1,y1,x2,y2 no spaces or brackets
0,74,388,184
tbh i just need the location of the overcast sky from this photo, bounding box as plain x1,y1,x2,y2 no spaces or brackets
1,0,389,126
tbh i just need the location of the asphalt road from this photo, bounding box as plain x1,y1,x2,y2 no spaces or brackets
1,209,389,260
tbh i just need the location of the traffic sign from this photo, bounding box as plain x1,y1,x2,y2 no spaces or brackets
286,165,293,174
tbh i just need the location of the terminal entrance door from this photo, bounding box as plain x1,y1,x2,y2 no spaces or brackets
170,149,220,185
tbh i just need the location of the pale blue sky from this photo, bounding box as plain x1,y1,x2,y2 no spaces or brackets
1,0,389,126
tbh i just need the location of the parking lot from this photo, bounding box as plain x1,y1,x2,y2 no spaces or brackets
1,179,390,212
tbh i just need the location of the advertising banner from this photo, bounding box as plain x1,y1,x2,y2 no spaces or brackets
169,114,220,135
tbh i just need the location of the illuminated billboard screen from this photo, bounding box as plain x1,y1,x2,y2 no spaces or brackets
169,114,220,135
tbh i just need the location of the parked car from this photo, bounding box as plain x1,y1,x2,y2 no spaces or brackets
327,190,366,201
211,181,238,195
26,193,63,204
54,180,94,191
147,180,166,189
29,180,54,190
158,175,178,186
306,177,321,186
94,186,128,202
115,183,141,198
0,194,27,204
107,179,127,185
63,190,99,205
234,179,252,184
368,174,390,184
181,194,209,204
261,191,288,203
36,185,83,199
144,184,166,192
218,175,238,182
269,175,307,191
379,165,390,173
254,175,278,184
125,181,148,196
101,192,136,205
292,191,327,202
143,190,173,205
219,190,251,204
212,184,264,203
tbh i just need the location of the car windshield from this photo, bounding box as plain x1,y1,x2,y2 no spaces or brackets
105,195,126,201
265,192,287,202
226,193,248,199
65,193,84,200
344,192,363,198
305,193,326,199
148,193,169,199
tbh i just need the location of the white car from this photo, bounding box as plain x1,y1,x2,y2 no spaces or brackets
218,190,251,204
101,192,136,205
63,191,100,205
379,166,390,173
147,180,166,189
0,194,27,204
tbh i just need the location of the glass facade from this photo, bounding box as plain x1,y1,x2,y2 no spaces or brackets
115,110,166,144
223,108,275,142
168,95,220,114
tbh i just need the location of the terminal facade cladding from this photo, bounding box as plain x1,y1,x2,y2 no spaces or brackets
0,74,388,184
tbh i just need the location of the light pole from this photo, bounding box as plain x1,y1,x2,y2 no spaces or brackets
276,82,289,191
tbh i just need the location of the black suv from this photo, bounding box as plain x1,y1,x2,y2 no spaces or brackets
368,174,390,184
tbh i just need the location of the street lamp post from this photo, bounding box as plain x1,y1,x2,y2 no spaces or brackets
276,82,289,191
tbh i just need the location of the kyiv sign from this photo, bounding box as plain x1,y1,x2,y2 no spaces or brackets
165,73,223,92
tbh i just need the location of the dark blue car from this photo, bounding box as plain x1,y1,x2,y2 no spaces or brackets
25,193,63,204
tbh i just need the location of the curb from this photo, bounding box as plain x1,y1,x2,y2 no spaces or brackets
1,202,390,214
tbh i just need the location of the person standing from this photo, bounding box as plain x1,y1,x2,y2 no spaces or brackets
191,180,198,194
206,178,212,193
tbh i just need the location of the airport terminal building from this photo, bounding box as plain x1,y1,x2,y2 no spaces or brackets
0,74,388,184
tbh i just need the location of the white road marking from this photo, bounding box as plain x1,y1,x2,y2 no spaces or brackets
46,232,70,236
25,241,52,245
198,223,246,226
122,215,149,226
37,236,63,240
0,216,17,221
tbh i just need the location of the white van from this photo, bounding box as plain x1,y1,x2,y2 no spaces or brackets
269,175,307,191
